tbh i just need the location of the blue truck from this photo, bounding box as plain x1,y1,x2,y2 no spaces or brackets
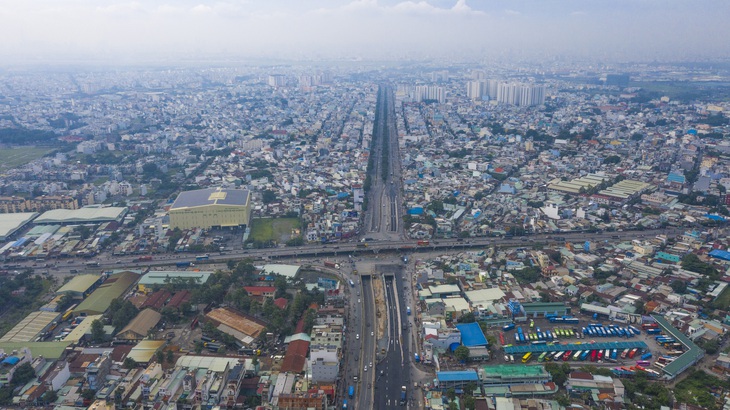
646,328,661,335
195,254,209,261
502,323,516,331
406,307,411,315
348,385,354,398
641,352,652,360
343,399,347,409
400,386,407,405
176,261,193,268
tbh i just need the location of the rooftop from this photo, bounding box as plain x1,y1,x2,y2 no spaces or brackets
437,370,479,382
455,322,488,347
56,274,102,295
74,271,139,315
0,212,38,241
138,271,212,286
170,187,250,210
34,206,127,224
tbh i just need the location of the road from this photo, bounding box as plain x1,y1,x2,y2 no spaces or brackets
357,274,378,409
375,269,411,408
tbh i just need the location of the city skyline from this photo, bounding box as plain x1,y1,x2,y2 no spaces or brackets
1,0,729,65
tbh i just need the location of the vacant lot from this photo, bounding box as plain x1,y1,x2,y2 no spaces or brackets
249,217,300,243
0,147,53,172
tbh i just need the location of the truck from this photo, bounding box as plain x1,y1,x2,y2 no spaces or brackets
195,254,209,261
176,261,194,268
324,261,340,269
400,386,407,405
342,399,347,409
137,255,153,262
406,307,411,315
348,385,354,398
414,353,420,363
417,240,430,246
646,328,661,335
641,352,652,360
356,243,368,248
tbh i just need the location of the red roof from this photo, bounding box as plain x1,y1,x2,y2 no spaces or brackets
280,339,309,373
142,290,171,310
274,298,288,309
243,286,276,295
167,290,191,308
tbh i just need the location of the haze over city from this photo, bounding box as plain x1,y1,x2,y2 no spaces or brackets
1,0,730,64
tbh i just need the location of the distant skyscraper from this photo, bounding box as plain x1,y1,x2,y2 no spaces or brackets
267,74,286,87
467,81,485,100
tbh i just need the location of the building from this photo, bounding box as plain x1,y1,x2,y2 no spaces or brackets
86,352,112,390
137,271,212,293
0,311,61,343
74,271,139,316
478,365,551,387
0,348,32,387
56,274,104,299
435,370,480,391
34,206,128,225
0,212,38,241
205,307,266,346
168,187,251,230
0,195,78,214
116,309,162,343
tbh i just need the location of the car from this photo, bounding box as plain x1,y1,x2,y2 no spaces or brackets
504,355,509,362
371,331,374,337
364,366,367,372
358,299,361,303
356,334,360,340
369,362,373,367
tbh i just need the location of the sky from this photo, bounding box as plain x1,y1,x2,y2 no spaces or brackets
1,0,729,64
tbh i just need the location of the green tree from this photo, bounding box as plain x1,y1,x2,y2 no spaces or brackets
458,312,475,323
603,155,621,164
156,350,164,364
463,395,475,410
446,388,456,401
123,357,137,370
454,345,470,362
671,279,688,294
81,389,96,401
262,190,277,204
448,402,458,410
42,389,59,404
166,349,175,364
90,319,105,343
10,362,35,386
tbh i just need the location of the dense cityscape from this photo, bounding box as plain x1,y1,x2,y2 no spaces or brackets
0,59,728,410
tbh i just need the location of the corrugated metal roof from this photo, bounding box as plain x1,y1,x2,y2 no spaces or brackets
117,309,162,340
456,322,488,347
35,207,127,224
650,313,704,377
437,370,479,382
57,274,102,294
74,271,139,315
170,187,249,210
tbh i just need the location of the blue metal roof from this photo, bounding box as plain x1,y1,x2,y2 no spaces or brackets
709,249,730,261
437,370,479,382
456,323,488,347
2,356,20,365
504,341,647,354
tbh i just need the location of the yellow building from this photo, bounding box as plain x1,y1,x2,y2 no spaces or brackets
169,187,251,230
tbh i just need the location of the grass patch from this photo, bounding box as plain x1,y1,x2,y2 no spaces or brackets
0,147,53,172
674,370,728,410
249,218,301,243
712,284,730,309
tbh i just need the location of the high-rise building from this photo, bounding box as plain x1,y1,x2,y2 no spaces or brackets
467,81,485,100
480,80,545,106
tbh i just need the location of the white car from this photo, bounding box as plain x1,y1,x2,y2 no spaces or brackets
356,334,360,340
364,366,368,372
371,331,374,337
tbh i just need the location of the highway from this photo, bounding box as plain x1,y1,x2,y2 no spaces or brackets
375,269,411,408
357,274,378,410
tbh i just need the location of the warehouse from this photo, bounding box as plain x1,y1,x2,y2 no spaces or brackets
0,311,61,342
206,307,266,346
168,187,251,230
74,271,139,316
34,206,128,225
137,270,212,293
478,365,551,387
56,274,104,299
116,309,162,343
0,212,38,241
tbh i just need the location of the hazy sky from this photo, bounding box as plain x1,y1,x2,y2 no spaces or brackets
1,0,729,63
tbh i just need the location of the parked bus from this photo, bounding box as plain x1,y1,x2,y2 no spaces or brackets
628,349,638,359
636,360,651,366
62,304,78,321
554,351,564,361
537,352,548,362
573,351,582,360
522,352,533,363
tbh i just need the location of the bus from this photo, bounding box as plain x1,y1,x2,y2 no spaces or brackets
636,360,651,366
554,351,564,361
590,350,598,362
628,349,638,359
62,304,78,321
85,261,100,267
522,352,533,363
537,352,548,362
573,351,582,360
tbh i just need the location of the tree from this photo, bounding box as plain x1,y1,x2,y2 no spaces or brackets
81,389,96,401
603,155,621,164
454,345,470,362
123,357,137,370
156,350,164,364
463,395,475,410
464,382,477,396
458,312,475,323
42,389,58,404
671,279,688,294
446,388,456,401
91,319,105,343
262,190,277,204
10,362,35,386
166,349,175,364
448,402,458,410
